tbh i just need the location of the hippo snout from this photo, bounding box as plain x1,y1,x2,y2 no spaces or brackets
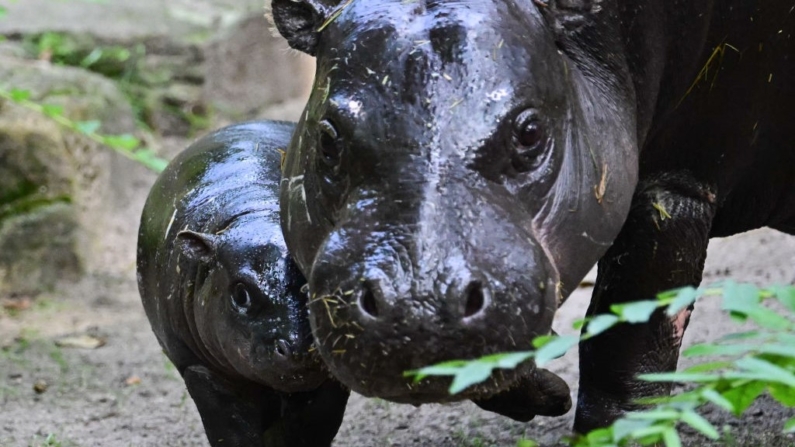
307,239,558,403
352,269,489,323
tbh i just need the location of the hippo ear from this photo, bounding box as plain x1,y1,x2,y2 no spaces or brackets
176,230,218,263
269,0,329,55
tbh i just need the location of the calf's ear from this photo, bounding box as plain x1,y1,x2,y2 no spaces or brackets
176,230,218,263
270,0,330,56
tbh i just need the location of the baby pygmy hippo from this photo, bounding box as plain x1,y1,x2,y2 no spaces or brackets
137,121,348,447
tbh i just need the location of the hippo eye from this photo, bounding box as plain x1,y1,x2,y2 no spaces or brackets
231,282,253,313
318,119,342,166
511,109,547,172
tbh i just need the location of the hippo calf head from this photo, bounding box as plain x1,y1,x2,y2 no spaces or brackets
274,0,639,402
176,214,326,393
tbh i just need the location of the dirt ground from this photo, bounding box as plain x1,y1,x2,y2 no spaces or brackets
1,171,795,447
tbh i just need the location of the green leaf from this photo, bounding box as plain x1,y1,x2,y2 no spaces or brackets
449,361,493,394
41,104,64,118
662,427,682,447
132,149,168,172
625,424,669,441
720,381,765,416
682,343,752,358
404,359,468,381
572,318,586,331
80,48,103,68
721,282,761,315
612,300,659,323
637,372,720,383
585,314,620,337
772,285,795,312
784,417,795,433
683,360,733,373
75,120,101,135
516,440,538,447
585,427,614,444
625,409,681,421
534,335,578,367
666,287,698,316
531,334,554,349
103,134,139,151
488,351,534,369
680,410,719,439
769,382,795,407
0,6,6,19
757,343,795,359
719,330,762,342
612,418,652,441
9,88,31,102
773,332,795,345
741,306,793,331
701,388,735,413
734,357,795,388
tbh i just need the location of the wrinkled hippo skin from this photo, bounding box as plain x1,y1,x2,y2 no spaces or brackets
272,0,795,432
137,121,348,446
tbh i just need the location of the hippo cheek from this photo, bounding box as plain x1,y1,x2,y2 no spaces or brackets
307,234,559,402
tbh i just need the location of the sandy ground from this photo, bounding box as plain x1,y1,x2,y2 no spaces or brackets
1,185,795,447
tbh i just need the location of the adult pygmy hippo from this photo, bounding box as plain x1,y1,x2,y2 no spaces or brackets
137,121,348,447
272,0,795,433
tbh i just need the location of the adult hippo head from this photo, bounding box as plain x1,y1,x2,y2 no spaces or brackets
273,0,639,403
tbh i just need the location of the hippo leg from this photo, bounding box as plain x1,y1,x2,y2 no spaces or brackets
184,365,280,446
265,380,350,447
473,368,572,422
574,173,717,433
184,366,349,447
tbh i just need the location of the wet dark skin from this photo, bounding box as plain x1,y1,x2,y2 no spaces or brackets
273,0,795,434
137,121,348,447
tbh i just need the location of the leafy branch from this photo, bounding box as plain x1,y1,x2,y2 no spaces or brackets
0,87,167,172
404,282,795,446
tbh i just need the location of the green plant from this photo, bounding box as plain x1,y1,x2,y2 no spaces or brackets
405,282,795,446
0,87,167,172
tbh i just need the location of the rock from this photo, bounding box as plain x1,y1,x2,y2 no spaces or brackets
0,55,145,296
0,0,263,44
0,204,80,297
33,380,48,394
203,13,314,117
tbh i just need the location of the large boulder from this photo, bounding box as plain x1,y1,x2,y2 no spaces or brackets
0,56,145,297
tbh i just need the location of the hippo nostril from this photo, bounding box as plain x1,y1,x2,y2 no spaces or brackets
463,281,489,319
275,339,291,358
358,285,380,318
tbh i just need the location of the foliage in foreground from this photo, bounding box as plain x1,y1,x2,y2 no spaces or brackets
405,282,795,446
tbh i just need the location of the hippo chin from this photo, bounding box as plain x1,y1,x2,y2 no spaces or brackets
274,0,795,432
138,121,348,447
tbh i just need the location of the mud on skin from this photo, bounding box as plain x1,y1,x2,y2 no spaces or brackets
137,121,348,447
273,0,795,433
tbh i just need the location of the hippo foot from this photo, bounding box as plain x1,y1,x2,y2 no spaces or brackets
184,365,349,447
473,368,571,422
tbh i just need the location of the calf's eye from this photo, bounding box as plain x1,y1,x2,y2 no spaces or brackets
231,282,253,313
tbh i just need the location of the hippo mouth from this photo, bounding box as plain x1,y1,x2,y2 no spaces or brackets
318,340,540,404
383,358,538,404
308,272,560,405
